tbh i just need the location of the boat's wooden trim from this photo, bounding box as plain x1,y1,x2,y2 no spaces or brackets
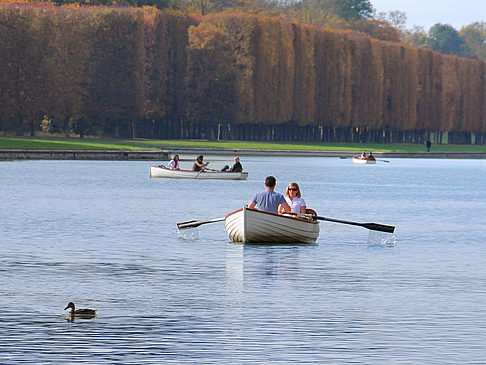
244,207,318,223
226,207,244,218
227,206,318,223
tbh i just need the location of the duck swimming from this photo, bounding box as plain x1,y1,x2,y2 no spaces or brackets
64,302,96,318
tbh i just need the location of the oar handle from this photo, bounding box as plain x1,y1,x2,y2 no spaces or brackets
314,215,358,226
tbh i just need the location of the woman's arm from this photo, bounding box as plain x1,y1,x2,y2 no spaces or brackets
195,161,209,168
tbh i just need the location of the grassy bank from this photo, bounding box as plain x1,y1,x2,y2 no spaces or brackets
1,136,486,152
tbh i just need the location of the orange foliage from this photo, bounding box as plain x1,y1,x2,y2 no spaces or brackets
1,4,486,135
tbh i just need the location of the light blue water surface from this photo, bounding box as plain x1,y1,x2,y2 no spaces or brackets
1,156,485,364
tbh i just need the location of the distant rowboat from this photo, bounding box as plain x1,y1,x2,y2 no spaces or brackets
150,165,248,180
352,155,376,164
225,206,319,244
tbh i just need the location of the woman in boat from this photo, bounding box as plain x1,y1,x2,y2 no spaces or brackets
167,154,180,170
281,182,306,214
192,155,209,171
360,151,367,158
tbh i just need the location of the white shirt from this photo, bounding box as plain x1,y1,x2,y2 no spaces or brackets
168,159,179,169
285,196,306,214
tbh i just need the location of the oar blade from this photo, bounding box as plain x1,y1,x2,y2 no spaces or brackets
177,220,201,229
176,217,226,230
362,222,395,233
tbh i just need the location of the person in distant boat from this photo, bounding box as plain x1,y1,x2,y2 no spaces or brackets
192,155,209,171
281,182,306,214
221,156,243,172
368,151,374,159
167,154,180,170
361,151,367,158
248,176,291,215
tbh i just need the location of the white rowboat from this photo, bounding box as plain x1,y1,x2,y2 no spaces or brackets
150,166,248,180
225,206,319,244
352,156,376,164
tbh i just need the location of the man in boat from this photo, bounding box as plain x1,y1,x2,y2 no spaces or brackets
192,155,209,171
221,156,243,172
360,151,367,158
248,176,291,214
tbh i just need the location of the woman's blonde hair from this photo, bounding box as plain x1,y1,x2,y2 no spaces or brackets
285,182,301,198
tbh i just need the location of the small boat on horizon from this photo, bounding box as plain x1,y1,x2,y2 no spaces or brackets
150,165,249,180
225,206,319,244
352,155,376,164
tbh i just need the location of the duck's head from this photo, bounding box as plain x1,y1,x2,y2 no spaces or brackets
64,302,75,311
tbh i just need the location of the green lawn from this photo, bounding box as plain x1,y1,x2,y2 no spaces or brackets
1,136,486,152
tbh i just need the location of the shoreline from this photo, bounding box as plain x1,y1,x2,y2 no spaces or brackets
0,149,170,161
169,147,486,159
1,148,486,160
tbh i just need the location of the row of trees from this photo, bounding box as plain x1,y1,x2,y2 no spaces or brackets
33,0,403,42
27,0,486,62
1,4,486,143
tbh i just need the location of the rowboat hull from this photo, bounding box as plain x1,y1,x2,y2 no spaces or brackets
225,207,319,244
352,156,376,164
150,166,248,180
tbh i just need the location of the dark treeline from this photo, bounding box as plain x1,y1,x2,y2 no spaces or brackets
1,3,486,144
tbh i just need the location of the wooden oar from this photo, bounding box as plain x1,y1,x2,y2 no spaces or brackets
304,214,395,233
177,217,225,230
194,168,206,179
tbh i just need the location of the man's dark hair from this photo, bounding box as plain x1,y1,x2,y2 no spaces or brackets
265,176,276,188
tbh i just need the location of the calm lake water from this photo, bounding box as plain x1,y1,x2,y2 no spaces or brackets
1,156,485,364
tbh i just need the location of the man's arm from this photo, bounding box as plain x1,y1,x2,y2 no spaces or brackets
248,201,256,209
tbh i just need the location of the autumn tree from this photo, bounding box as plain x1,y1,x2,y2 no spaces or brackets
49,0,175,8
45,7,93,137
86,9,146,138
404,26,428,48
185,22,238,128
460,22,486,61
0,4,52,136
373,10,406,40
149,12,195,131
